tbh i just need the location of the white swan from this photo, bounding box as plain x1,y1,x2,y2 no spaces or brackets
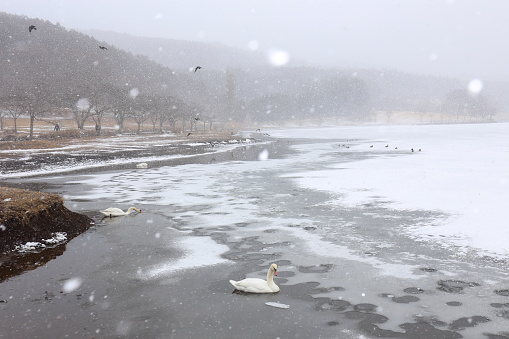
136,163,148,169
229,263,280,293
100,207,142,217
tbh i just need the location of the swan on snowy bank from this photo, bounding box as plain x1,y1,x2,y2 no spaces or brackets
100,207,142,217
229,263,280,293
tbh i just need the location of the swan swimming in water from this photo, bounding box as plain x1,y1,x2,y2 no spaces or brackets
100,207,142,217
229,264,279,293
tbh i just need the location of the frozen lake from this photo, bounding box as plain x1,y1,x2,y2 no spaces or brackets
1,123,508,338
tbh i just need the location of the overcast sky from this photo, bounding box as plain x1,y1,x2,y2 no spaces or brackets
2,0,509,81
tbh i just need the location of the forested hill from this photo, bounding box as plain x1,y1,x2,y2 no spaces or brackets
0,11,504,126
0,12,195,100
84,29,271,71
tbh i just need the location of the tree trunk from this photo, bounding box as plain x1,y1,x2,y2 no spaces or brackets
29,115,35,139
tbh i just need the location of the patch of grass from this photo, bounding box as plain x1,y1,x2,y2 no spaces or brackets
0,187,62,226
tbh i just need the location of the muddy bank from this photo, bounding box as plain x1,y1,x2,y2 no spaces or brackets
0,187,93,281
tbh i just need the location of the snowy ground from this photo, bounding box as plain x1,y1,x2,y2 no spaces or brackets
1,123,508,338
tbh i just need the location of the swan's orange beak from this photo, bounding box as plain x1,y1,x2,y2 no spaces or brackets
274,269,277,276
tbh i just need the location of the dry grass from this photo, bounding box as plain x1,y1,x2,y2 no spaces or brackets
0,187,62,226
0,116,243,153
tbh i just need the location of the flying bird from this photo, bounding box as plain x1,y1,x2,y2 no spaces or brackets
194,66,202,73
28,25,36,33
187,132,193,136
99,46,108,50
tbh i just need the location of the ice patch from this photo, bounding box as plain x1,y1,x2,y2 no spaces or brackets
287,223,421,280
139,236,231,279
265,301,290,309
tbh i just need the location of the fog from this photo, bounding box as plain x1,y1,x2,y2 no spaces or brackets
3,0,509,81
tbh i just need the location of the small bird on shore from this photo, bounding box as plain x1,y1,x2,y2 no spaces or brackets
370,145,373,148
411,148,414,152
99,46,108,50
194,66,202,73
29,25,36,33
385,144,389,148
187,132,193,136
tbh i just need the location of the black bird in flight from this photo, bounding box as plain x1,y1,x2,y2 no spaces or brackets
187,132,193,136
194,66,202,73
28,25,36,33
99,46,108,50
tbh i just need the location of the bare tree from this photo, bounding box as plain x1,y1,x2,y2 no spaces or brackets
90,83,117,133
154,95,180,133
0,108,4,130
1,89,29,132
131,94,154,134
110,88,134,133
73,97,95,129
23,84,53,139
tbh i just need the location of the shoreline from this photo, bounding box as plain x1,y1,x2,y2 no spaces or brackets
0,131,271,179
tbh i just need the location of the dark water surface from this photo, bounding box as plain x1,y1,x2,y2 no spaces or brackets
1,138,508,338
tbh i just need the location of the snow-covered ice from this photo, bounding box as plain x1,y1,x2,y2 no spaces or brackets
271,123,509,257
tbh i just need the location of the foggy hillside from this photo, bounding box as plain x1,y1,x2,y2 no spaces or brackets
80,29,504,119
84,29,272,71
0,12,198,99
0,11,505,127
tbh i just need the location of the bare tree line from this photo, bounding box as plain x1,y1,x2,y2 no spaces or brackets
0,81,222,138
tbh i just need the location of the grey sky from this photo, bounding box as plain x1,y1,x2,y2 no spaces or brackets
2,0,509,80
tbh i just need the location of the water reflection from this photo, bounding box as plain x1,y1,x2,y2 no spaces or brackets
0,244,66,283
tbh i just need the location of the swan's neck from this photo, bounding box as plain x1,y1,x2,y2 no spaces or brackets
266,268,274,283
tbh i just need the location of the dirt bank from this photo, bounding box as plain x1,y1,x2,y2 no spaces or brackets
0,187,94,253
